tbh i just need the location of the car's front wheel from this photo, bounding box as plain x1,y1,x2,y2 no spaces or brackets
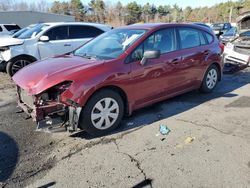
79,89,124,136
200,64,219,93
6,56,35,76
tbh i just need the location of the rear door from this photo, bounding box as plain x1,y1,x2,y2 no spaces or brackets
69,25,105,51
38,26,72,59
176,27,209,88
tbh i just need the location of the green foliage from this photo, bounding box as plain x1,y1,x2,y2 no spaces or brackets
125,1,142,24
49,0,250,24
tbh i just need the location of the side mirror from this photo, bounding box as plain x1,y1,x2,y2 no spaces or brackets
140,50,160,65
39,35,49,42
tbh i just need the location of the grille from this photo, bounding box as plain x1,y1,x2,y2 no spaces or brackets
20,89,34,108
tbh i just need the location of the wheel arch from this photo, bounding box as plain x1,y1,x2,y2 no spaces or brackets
211,62,222,81
82,85,130,116
203,62,222,82
9,54,37,63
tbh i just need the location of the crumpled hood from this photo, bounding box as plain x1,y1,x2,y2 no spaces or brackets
13,55,103,95
0,37,24,47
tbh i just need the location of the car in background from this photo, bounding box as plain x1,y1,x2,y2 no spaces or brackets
0,22,112,76
211,22,232,37
0,24,21,36
224,12,250,69
0,24,37,40
12,23,223,136
219,27,237,44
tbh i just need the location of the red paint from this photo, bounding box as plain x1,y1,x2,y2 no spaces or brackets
13,23,223,116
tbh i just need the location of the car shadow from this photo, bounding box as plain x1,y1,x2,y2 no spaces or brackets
0,131,19,183
71,71,250,140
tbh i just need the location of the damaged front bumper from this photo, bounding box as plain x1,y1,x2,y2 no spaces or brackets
17,86,81,132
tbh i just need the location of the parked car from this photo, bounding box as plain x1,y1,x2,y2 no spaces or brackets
0,24,21,36
223,12,250,69
0,22,112,76
13,23,223,136
211,22,232,37
219,27,237,44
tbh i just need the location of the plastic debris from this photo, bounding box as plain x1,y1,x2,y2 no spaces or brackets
184,136,195,144
159,125,170,135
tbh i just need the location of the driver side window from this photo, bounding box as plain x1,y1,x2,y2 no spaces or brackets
130,28,176,62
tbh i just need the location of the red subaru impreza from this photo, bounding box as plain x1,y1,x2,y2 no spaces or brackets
13,23,223,136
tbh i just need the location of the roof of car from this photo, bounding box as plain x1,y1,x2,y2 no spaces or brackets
41,22,112,31
118,23,212,32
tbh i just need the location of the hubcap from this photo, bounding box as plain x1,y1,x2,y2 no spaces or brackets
91,97,119,130
206,68,217,89
11,59,31,75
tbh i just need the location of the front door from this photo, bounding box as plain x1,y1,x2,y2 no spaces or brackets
128,28,180,107
38,26,73,59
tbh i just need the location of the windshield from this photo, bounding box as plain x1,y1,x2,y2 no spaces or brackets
17,24,49,39
223,27,237,36
74,29,147,60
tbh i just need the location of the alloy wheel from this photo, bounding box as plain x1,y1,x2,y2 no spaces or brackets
11,59,31,75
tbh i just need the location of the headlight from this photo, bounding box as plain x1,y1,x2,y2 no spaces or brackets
36,81,73,105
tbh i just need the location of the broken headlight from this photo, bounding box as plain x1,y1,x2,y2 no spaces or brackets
36,81,72,105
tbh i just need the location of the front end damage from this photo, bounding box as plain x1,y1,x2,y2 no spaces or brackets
16,82,82,132
223,12,250,72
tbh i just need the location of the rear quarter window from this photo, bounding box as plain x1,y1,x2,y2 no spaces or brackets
4,25,20,31
205,32,214,44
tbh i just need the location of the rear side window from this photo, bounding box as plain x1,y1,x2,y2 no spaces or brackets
205,32,213,44
178,27,202,49
69,25,104,39
45,26,69,40
4,25,20,31
0,26,2,32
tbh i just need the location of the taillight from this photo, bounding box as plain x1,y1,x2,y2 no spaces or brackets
219,42,224,53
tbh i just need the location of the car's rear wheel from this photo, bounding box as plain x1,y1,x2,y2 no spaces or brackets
79,89,124,136
200,64,219,93
6,56,35,76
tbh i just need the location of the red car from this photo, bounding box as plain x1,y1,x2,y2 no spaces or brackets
13,23,223,136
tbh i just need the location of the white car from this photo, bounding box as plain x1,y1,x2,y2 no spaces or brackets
223,12,250,69
0,22,112,76
0,24,21,37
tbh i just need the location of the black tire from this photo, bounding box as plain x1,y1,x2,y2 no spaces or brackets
79,89,124,136
200,64,219,93
6,56,35,77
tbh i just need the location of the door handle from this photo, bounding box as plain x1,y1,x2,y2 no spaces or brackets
203,50,209,56
64,44,71,47
170,58,181,64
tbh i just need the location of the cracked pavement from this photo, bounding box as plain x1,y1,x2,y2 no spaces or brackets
0,68,250,188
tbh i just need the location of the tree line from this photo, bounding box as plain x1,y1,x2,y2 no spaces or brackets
0,0,250,26
49,0,250,25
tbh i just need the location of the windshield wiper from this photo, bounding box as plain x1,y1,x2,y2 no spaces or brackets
74,53,99,60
